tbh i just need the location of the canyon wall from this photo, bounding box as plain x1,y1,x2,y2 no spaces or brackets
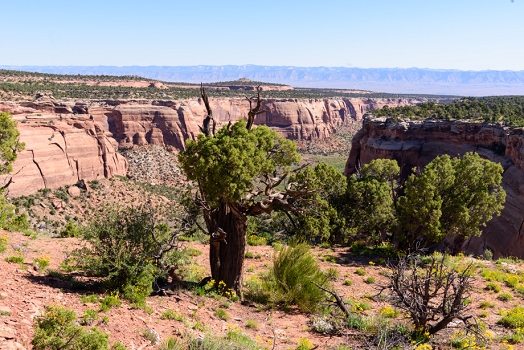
0,96,447,197
346,116,524,258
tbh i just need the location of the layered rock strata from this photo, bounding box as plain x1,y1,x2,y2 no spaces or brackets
2,115,128,197
346,116,524,258
0,96,448,197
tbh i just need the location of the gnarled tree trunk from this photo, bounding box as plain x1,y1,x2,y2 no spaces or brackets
204,201,247,298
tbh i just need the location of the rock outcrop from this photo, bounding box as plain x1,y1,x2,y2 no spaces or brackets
0,96,448,197
346,116,524,258
2,116,128,197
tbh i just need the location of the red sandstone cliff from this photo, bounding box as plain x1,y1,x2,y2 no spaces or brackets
0,112,128,197
346,116,524,258
0,96,447,197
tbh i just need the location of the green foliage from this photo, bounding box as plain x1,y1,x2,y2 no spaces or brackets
0,233,7,253
33,256,51,271
80,294,100,304
215,308,229,321
345,159,399,244
31,305,109,350
497,292,513,302
110,342,127,350
160,310,185,322
0,112,24,175
395,152,505,251
60,220,82,238
285,163,348,242
80,309,99,326
264,242,331,313
179,119,300,207
5,254,24,264
69,205,185,304
374,96,524,127
99,295,121,312
245,320,258,329
364,277,376,284
485,282,501,293
498,306,524,328
355,268,366,276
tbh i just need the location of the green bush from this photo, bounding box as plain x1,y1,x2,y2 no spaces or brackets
69,205,187,304
0,233,7,253
498,306,524,328
31,305,109,350
60,220,82,238
100,295,121,312
264,242,331,313
160,310,185,322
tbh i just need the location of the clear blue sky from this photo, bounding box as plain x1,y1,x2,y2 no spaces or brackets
1,0,523,70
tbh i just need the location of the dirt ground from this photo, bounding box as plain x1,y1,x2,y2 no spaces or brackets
0,229,520,349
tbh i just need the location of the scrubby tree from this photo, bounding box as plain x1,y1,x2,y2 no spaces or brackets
179,87,335,295
344,159,400,244
394,152,506,252
0,111,24,176
272,162,347,243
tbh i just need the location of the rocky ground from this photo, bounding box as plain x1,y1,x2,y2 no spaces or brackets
0,229,522,349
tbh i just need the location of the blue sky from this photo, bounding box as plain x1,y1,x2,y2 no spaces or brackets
1,0,523,70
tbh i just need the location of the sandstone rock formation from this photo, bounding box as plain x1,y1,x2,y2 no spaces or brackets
346,116,524,258
2,115,128,197
0,95,447,197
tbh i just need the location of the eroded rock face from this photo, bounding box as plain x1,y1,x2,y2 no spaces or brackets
0,96,447,197
3,117,128,197
346,116,524,258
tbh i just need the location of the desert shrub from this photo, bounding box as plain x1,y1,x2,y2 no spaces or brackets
365,277,375,284
498,292,513,302
0,233,7,253
215,308,229,321
247,234,267,246
486,282,501,293
5,254,24,264
245,320,258,329
503,328,524,344
160,309,185,322
80,294,100,303
31,305,109,350
110,342,127,350
479,301,495,309
355,268,366,276
33,255,51,271
264,242,331,313
243,275,270,305
60,220,82,237
100,294,121,312
379,305,400,318
386,253,474,335
498,306,524,328
69,205,188,304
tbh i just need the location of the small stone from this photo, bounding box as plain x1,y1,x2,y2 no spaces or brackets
0,326,16,339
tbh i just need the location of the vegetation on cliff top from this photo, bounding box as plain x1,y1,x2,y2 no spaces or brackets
373,96,524,126
0,69,457,101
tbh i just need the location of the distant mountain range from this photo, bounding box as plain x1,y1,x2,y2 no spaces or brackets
2,65,524,96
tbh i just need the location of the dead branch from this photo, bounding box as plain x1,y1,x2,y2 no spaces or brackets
245,86,269,130
199,84,216,136
312,282,351,318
